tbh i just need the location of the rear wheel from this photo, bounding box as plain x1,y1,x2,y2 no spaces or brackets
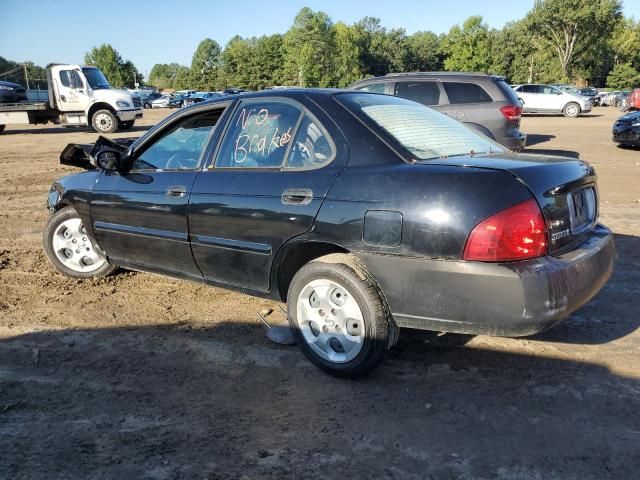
287,254,398,378
563,102,581,118
43,207,116,279
91,109,118,134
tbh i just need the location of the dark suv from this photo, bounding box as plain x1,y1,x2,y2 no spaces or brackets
349,72,526,151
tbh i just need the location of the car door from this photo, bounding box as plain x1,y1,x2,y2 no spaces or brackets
188,97,347,292
540,85,564,112
90,107,226,275
516,85,542,112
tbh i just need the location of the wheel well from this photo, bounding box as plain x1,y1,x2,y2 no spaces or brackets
276,241,349,302
88,103,116,123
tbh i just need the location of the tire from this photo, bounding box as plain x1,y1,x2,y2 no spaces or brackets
91,109,118,134
0,124,5,134
287,253,398,378
119,120,134,130
563,102,581,118
144,102,151,109
43,206,116,279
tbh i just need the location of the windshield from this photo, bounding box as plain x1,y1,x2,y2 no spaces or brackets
82,67,111,90
337,93,505,161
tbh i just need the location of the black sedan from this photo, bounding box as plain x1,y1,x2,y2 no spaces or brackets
0,80,28,103
43,89,615,377
613,110,640,147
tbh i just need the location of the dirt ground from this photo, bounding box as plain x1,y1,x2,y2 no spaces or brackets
0,106,639,479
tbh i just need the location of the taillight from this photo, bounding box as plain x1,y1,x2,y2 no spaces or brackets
463,199,548,262
500,105,522,121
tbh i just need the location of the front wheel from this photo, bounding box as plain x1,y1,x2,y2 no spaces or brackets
43,207,116,279
287,254,398,378
91,109,118,134
563,102,581,118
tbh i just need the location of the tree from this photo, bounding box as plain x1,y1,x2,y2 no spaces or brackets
526,0,622,80
149,63,185,89
84,44,142,88
441,16,493,72
190,38,221,90
609,17,640,66
283,7,336,87
251,34,285,89
405,31,441,71
607,63,640,89
333,22,364,86
220,36,254,89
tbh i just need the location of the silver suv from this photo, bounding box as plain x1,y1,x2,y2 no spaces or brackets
349,72,526,151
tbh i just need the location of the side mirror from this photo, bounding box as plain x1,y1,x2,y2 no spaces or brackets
96,150,123,171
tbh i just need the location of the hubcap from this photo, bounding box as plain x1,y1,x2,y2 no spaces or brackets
96,113,113,130
567,105,578,116
52,218,107,273
296,279,365,363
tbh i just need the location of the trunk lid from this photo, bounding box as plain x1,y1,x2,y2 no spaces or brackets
431,152,598,254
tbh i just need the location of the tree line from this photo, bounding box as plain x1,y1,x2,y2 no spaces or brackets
2,0,640,91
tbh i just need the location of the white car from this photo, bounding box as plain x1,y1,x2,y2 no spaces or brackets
151,95,171,109
512,84,592,118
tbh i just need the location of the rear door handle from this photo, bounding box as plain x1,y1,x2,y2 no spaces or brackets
282,188,313,205
166,185,187,198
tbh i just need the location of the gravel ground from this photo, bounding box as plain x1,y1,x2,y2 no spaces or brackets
0,107,639,479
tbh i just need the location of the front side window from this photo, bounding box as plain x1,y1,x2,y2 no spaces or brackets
442,82,492,104
215,102,302,168
82,67,111,90
337,93,505,161
521,85,540,94
132,110,222,171
356,82,386,94
394,81,441,106
60,70,83,89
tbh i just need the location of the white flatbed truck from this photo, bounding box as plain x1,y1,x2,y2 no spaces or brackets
0,64,142,134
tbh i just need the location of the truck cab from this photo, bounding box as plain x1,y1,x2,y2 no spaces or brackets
49,64,143,133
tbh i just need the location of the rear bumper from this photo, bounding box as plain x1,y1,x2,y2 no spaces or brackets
501,129,527,151
357,224,615,337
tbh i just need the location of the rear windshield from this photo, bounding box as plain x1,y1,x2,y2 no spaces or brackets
336,93,505,161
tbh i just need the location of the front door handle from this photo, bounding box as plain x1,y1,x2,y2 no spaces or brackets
282,188,313,205
166,185,187,198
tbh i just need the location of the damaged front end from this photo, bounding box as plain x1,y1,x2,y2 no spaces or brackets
59,136,135,170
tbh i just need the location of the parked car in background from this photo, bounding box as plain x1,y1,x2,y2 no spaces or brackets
579,87,600,106
183,92,220,107
151,95,171,108
222,88,247,95
44,89,613,377
168,94,188,108
0,80,28,103
349,72,526,151
174,90,196,96
512,84,592,118
612,110,640,147
142,92,163,109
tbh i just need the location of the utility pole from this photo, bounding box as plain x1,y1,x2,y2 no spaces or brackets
528,55,534,84
24,63,30,90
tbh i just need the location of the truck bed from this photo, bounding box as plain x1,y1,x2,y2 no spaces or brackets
0,102,50,112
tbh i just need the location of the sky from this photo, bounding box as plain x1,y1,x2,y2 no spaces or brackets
2,0,640,77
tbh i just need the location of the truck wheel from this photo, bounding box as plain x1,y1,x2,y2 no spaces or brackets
287,253,398,378
91,109,118,134
119,120,134,130
563,102,581,118
43,206,116,279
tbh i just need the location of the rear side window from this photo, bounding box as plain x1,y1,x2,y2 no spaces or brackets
520,85,540,93
356,82,386,94
216,102,302,168
442,82,492,104
394,81,441,106
286,114,336,169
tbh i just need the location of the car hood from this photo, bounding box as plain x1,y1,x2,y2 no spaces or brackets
0,80,24,89
616,111,640,122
